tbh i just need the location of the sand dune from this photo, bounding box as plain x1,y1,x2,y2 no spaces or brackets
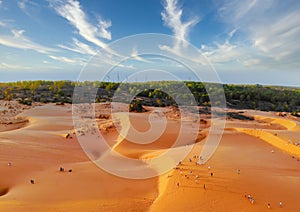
233,128,300,157
0,103,300,211
228,111,300,157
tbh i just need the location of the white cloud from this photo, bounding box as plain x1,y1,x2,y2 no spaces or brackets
206,0,300,69
252,10,300,61
49,0,111,50
0,28,57,54
17,0,40,18
160,0,203,63
217,0,259,24
48,54,86,65
0,21,5,27
98,19,111,40
17,0,26,10
130,47,151,63
161,0,199,46
202,41,240,63
243,58,261,67
0,62,31,70
58,38,97,55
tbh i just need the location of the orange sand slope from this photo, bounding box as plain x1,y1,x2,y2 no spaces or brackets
0,104,300,211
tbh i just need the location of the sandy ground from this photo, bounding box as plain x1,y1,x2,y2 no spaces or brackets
0,102,299,211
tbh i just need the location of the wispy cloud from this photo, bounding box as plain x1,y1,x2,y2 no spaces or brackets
17,0,40,19
0,62,31,70
159,0,201,62
48,54,86,65
49,0,111,49
17,0,29,15
201,41,241,64
252,10,300,61
58,38,97,55
203,0,300,69
130,47,151,63
0,28,57,53
217,0,259,24
0,21,5,27
98,19,111,40
161,0,199,46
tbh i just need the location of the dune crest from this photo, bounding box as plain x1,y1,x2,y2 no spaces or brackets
234,128,300,157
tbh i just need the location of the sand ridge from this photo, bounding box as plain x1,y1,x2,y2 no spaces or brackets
0,103,300,211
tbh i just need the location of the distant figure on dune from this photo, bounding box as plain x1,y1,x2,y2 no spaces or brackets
208,166,211,170
237,169,240,174
267,203,271,209
59,167,64,172
203,184,206,189
247,194,254,204
177,182,179,187
68,169,72,172
7,162,12,166
210,172,213,177
279,201,283,208
30,179,35,184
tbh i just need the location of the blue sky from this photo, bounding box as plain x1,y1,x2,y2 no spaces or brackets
0,0,299,86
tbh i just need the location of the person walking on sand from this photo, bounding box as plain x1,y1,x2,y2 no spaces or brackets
267,203,271,209
203,184,206,189
279,201,283,208
210,172,213,177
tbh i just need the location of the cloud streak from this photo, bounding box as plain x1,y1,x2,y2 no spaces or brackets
0,62,31,70
48,54,86,65
58,38,97,55
161,0,199,46
202,0,300,69
0,28,57,54
49,0,111,49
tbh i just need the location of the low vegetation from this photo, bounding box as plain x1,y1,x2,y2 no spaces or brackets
0,81,299,113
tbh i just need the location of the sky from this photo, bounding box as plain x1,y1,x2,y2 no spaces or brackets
0,0,299,86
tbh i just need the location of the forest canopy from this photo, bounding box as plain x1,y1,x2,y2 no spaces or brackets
0,80,299,113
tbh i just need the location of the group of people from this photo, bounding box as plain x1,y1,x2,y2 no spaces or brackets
174,157,285,209
246,194,255,204
245,194,283,208
175,156,213,189
59,166,73,173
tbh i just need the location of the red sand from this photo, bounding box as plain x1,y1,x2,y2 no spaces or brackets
0,103,299,211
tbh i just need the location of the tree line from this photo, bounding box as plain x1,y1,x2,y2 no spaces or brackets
0,80,299,113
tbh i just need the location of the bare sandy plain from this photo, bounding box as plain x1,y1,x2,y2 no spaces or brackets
0,101,300,211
